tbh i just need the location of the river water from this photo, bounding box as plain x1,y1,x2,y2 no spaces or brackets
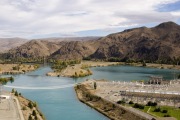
3,65,180,120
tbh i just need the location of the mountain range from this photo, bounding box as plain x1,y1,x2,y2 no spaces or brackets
0,38,27,53
0,21,180,62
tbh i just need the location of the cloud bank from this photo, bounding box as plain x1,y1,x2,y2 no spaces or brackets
0,0,180,38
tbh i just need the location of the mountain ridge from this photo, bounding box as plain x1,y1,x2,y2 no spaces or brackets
0,21,180,63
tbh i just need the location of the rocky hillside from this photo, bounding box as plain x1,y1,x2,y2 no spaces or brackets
0,38,27,53
1,37,100,59
91,21,180,62
1,22,180,62
3,40,66,58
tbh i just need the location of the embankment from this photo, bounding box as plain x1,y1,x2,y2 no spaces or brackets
17,94,45,120
74,83,153,120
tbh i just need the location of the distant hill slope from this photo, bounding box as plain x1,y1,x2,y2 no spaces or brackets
90,21,180,62
1,22,180,62
0,38,27,53
1,37,100,59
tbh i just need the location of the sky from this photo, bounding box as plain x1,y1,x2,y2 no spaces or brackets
0,0,180,39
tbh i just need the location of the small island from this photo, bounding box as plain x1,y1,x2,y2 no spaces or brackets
46,60,120,77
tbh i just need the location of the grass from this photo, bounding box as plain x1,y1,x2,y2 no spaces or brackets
126,103,180,120
148,106,180,120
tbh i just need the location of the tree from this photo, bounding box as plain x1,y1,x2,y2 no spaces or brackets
142,60,146,66
178,74,180,79
32,110,37,116
34,115,38,120
28,115,32,120
15,91,18,96
28,102,33,109
94,82,97,89
11,88,15,93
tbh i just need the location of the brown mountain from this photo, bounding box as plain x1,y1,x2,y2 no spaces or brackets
0,38,27,53
1,37,100,59
50,40,99,60
90,21,180,62
1,22,180,62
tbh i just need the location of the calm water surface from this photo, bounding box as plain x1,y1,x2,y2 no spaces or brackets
4,65,180,120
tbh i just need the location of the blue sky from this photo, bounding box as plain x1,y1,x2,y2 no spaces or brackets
0,0,180,39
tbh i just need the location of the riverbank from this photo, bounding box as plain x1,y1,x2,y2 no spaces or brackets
128,62,180,70
47,61,180,77
47,61,119,77
75,80,180,120
15,93,45,120
0,64,38,75
74,80,155,120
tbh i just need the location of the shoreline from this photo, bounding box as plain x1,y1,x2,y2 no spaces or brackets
47,61,120,77
0,64,38,75
47,61,179,78
15,93,45,120
74,80,155,120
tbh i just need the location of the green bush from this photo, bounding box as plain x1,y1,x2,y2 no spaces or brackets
22,106,27,110
129,101,134,104
117,100,125,104
28,115,32,120
154,107,161,112
162,110,168,113
32,110,37,116
15,91,18,96
164,114,171,117
28,102,33,109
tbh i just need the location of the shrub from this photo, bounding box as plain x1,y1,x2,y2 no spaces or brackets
164,114,171,117
152,102,157,106
15,91,18,96
11,88,15,93
139,105,145,109
33,102,37,107
94,82,97,89
133,103,140,108
28,102,33,109
129,101,134,104
147,101,153,106
146,101,157,106
162,110,168,113
28,115,32,120
154,107,161,112
117,100,125,104
34,116,38,120
22,106,27,110
32,110,37,116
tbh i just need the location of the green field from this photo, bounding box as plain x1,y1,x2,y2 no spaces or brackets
126,103,180,120
148,106,180,120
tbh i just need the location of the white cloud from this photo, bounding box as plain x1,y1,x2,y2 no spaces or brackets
0,0,179,38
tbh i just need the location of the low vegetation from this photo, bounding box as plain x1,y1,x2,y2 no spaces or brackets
126,100,180,119
52,60,81,72
0,76,14,84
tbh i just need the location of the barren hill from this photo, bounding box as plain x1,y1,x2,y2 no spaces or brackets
0,38,27,53
91,21,180,62
1,22,180,62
